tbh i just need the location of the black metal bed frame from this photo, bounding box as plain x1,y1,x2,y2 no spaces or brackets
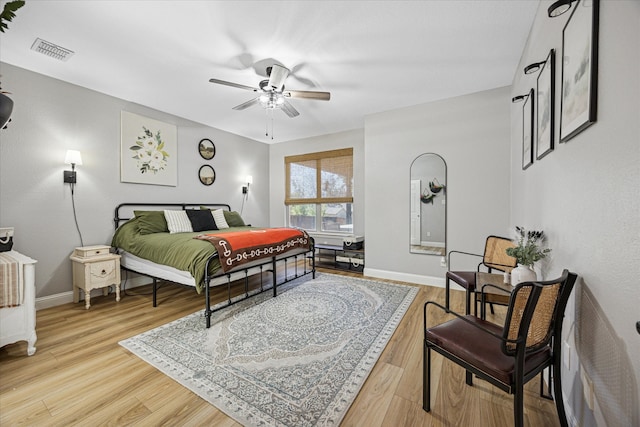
113,203,316,328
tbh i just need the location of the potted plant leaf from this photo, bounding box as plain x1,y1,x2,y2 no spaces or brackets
505,226,551,284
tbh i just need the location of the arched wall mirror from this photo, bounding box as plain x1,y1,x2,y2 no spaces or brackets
410,153,446,255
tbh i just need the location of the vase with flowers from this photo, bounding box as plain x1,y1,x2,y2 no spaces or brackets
505,226,551,285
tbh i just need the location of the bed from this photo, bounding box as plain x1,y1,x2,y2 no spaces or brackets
112,203,315,327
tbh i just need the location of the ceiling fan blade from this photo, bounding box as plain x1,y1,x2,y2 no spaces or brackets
283,90,331,101
280,100,300,118
209,78,258,92
232,97,261,111
267,64,290,91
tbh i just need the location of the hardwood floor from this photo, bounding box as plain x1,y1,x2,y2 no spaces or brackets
0,268,560,426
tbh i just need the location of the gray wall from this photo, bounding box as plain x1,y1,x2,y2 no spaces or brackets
0,63,269,299
364,86,512,285
510,2,639,426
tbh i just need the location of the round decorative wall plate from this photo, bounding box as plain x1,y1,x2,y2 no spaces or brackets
198,138,215,160
198,165,216,186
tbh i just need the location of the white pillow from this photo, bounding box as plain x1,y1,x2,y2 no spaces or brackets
164,210,193,233
211,209,230,229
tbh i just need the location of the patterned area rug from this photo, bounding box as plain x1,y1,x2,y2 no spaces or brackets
120,273,418,427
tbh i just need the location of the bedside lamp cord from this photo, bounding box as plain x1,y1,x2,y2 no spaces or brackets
70,183,84,247
240,192,246,216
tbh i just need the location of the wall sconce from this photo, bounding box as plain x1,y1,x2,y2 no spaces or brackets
63,150,83,184
511,93,531,103
523,60,546,75
548,0,577,18
242,175,253,194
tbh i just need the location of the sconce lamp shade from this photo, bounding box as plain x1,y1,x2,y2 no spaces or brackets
64,150,83,166
548,0,576,18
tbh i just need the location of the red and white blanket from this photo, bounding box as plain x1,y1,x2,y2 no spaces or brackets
195,228,312,273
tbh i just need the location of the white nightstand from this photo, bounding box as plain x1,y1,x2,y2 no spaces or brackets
70,245,121,309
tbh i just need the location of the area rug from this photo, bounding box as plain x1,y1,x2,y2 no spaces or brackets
119,273,418,427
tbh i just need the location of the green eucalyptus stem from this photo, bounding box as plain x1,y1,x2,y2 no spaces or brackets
505,226,551,267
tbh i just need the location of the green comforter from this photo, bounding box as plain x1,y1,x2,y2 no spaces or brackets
111,218,253,293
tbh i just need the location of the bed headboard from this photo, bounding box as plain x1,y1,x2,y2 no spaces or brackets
114,203,232,229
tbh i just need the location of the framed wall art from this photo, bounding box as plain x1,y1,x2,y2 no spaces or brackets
121,111,177,186
199,165,216,186
560,0,599,142
199,138,215,160
522,89,534,170
536,49,555,160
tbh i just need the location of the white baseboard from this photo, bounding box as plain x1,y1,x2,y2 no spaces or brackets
35,276,152,311
35,291,75,310
363,268,445,288
421,241,445,248
562,391,579,427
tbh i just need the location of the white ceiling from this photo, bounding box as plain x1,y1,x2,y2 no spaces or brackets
0,0,538,143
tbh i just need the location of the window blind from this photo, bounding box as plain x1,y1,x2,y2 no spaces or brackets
285,148,353,205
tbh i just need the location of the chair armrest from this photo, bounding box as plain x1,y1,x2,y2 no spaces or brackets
447,250,483,272
480,283,513,296
423,300,507,342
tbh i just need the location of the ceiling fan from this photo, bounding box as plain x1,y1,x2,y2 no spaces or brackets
209,64,330,118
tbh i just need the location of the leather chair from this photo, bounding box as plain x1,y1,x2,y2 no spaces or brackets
423,269,577,427
445,235,517,314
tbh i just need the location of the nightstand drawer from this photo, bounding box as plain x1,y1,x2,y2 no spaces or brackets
74,245,111,258
89,260,117,282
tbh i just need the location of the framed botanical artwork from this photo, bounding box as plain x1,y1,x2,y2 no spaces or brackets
121,111,177,186
198,165,216,186
560,0,599,142
522,89,534,170
536,49,555,160
199,138,215,160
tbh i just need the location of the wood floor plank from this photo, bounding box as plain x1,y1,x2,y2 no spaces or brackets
0,269,561,426
383,395,433,427
341,362,404,427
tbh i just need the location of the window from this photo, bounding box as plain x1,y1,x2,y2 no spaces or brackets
285,148,353,233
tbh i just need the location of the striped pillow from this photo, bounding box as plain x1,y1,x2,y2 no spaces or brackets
164,210,193,233
211,209,230,229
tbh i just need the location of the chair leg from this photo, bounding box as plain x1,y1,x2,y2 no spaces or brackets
423,342,432,412
540,368,553,400
445,277,450,311
553,360,569,427
514,381,524,427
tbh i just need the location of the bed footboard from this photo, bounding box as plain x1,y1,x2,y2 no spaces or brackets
203,241,315,328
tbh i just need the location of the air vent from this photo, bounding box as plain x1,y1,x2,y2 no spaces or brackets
30,38,74,61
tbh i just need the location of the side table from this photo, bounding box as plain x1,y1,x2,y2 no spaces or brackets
70,245,121,309
476,271,513,319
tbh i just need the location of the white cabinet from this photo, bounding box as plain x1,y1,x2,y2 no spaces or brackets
0,251,37,356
